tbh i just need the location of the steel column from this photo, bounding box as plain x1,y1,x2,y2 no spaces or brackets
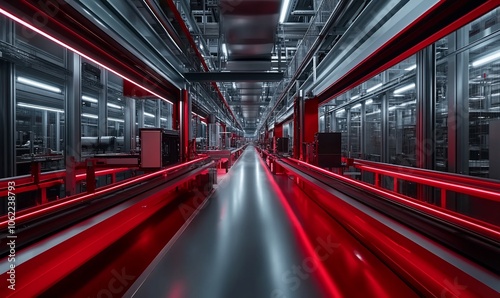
98,69,108,138
124,97,136,152
65,52,82,196
416,45,436,170
0,59,16,179
180,89,191,162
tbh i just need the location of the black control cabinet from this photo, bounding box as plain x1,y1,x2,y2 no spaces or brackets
315,132,342,167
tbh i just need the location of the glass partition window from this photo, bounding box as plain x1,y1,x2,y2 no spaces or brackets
364,97,382,161
144,99,158,127
107,94,124,137
15,71,65,174
333,109,348,155
467,7,500,45
81,91,99,138
388,81,417,167
161,101,173,130
348,104,361,157
436,61,448,171
467,37,500,178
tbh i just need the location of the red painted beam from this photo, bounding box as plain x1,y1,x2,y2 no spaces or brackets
0,1,179,102
0,157,209,229
318,0,500,104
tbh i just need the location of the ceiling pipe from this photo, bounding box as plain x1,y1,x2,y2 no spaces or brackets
291,10,316,15
161,0,243,130
259,0,357,132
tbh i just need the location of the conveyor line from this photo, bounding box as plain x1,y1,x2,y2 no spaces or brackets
126,146,416,297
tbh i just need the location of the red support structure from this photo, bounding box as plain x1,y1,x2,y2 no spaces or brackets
274,123,283,138
181,89,191,162
304,97,318,144
293,98,301,159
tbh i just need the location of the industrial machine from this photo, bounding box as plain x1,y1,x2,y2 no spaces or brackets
275,137,289,155
314,132,342,167
139,128,180,168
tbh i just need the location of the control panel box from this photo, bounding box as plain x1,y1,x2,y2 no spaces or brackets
315,132,342,167
140,128,179,168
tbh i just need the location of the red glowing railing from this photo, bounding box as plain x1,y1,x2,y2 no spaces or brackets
348,158,500,205
277,157,500,241
0,167,132,202
0,157,210,228
272,156,499,297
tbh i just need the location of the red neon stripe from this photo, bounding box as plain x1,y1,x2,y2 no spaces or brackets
256,150,342,297
357,164,500,202
288,159,500,240
0,157,208,227
0,7,173,105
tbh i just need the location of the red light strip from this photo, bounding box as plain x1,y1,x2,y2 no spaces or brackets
356,164,500,202
0,157,207,227
288,158,500,240
0,8,173,105
75,168,130,180
256,150,342,297
354,159,500,189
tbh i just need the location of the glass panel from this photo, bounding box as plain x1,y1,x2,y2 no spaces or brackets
144,99,158,127
349,104,361,158
468,36,500,179
467,7,500,45
161,101,173,130
388,80,417,167
364,96,382,161
436,60,448,171
15,70,65,175
334,109,348,156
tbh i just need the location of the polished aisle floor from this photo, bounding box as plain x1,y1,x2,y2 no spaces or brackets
126,146,328,298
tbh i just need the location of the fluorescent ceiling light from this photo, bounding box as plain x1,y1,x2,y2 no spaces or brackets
17,102,64,113
107,103,122,109
335,109,345,116
0,8,173,105
233,82,236,89
472,50,500,67
388,106,397,111
17,77,62,93
405,64,417,71
366,99,373,105
279,0,291,23
352,103,361,109
394,83,416,94
144,112,155,118
351,94,360,100
491,92,500,97
82,95,98,103
160,117,167,121
82,113,98,119
367,83,383,93
108,117,124,123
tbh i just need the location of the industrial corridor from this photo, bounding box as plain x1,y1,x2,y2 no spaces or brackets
1,1,500,297
126,147,416,298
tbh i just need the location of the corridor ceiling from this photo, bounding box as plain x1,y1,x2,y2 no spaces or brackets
190,0,315,133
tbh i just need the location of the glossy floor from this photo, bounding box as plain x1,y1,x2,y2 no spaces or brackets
126,146,416,297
